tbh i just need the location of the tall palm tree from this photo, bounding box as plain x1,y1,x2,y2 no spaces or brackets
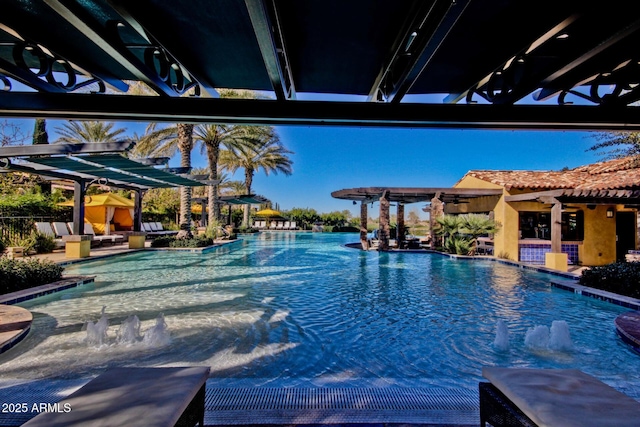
54,121,127,143
193,124,250,224
220,127,293,226
136,122,195,233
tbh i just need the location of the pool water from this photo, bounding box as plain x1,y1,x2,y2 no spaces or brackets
1,232,639,396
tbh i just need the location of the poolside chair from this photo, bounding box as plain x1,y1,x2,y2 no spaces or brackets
283,221,290,230
154,222,178,235
276,221,284,230
270,221,277,230
52,222,71,238
289,221,297,230
84,222,124,245
35,222,65,249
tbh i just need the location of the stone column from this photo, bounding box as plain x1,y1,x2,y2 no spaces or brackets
360,201,368,250
397,202,405,247
379,190,390,251
430,196,444,248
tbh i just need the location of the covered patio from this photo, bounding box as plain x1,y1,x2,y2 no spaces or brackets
331,187,502,251
0,142,205,255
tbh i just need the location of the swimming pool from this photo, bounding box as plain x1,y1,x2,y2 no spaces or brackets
1,232,639,397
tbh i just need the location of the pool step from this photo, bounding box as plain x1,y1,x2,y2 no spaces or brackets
204,387,479,426
0,380,479,426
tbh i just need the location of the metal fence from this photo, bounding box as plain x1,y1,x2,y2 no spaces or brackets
0,213,71,244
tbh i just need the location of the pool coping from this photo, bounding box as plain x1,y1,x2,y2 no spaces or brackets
347,242,640,309
0,276,96,305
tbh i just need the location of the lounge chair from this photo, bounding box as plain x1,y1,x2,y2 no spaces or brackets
289,221,297,230
283,221,290,229
84,222,124,245
270,221,277,230
52,222,71,238
154,222,178,235
34,222,65,248
276,221,284,230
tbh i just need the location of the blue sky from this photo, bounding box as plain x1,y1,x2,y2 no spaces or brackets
252,126,601,218
8,119,603,219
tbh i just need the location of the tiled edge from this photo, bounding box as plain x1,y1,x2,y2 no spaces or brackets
147,239,242,254
0,276,95,305
0,325,30,354
56,249,145,266
550,279,640,310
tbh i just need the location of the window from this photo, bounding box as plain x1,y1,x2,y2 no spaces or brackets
519,211,583,241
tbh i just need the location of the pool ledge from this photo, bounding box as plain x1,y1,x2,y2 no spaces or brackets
0,275,95,305
550,279,640,310
147,239,242,254
0,304,32,354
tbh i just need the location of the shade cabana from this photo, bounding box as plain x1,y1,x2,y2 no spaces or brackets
59,193,134,235
0,143,205,235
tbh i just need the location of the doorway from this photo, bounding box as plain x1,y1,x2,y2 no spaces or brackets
616,211,637,261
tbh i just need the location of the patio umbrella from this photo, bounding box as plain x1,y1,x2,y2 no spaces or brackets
255,208,282,217
254,208,284,228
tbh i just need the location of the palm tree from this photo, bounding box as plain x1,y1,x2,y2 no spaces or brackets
220,127,293,227
434,215,464,251
193,124,251,224
54,121,127,143
136,122,195,235
460,214,501,254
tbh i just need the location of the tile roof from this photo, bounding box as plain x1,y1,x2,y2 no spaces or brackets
461,157,640,191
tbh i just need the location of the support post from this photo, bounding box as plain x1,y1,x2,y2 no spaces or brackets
72,179,86,235
397,202,405,247
379,190,390,251
545,198,568,271
201,200,207,227
551,200,562,253
360,201,368,250
133,190,143,232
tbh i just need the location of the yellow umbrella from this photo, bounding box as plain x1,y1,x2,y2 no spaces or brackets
255,208,282,217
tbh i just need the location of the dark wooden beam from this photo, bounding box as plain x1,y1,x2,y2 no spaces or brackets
2,93,640,130
244,0,296,101
0,141,134,157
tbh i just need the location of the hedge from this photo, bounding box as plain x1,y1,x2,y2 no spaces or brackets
0,257,64,294
579,261,640,299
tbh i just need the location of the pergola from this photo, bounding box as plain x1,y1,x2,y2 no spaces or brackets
1,2,639,260
0,142,204,234
332,187,503,250
0,1,639,129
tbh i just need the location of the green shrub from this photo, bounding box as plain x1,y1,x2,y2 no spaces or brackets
0,239,4,254
579,262,640,298
151,235,214,248
33,232,57,254
4,233,37,254
150,236,175,248
0,258,64,294
170,236,213,248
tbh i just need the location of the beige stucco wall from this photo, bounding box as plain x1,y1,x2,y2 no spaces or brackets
452,176,634,266
580,205,623,265
452,176,528,261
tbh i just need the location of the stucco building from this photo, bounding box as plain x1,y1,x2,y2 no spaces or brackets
449,157,640,269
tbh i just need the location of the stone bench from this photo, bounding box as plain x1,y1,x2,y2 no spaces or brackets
22,367,210,427
480,367,640,427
